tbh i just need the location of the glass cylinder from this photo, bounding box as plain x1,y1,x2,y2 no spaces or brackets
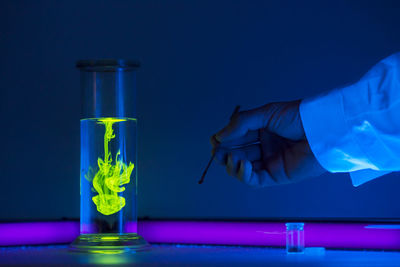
286,223,305,254
71,59,148,252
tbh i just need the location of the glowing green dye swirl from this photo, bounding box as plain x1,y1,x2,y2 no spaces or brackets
90,118,134,216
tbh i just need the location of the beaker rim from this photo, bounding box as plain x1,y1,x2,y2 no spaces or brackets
76,59,140,70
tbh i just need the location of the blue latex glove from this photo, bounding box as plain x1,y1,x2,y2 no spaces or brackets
211,101,326,187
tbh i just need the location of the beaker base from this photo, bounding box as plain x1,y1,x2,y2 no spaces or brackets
70,233,150,253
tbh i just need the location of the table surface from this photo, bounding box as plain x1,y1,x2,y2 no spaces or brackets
2,244,400,267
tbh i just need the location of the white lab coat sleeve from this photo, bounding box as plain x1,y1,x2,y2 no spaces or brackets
299,52,400,186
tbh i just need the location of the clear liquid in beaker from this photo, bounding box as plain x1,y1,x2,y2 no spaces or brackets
80,117,137,235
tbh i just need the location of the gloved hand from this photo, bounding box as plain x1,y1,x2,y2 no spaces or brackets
211,101,327,187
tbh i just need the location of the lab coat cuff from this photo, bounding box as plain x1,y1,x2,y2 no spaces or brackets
299,89,366,173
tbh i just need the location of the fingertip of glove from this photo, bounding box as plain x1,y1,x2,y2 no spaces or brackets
238,159,252,183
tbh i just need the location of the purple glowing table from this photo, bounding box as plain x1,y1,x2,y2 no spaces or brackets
1,221,400,250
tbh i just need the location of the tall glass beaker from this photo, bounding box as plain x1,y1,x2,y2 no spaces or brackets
71,59,148,252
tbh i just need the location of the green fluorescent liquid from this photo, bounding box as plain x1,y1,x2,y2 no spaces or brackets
80,117,137,232
91,118,133,215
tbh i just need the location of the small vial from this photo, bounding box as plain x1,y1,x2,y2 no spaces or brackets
286,223,305,254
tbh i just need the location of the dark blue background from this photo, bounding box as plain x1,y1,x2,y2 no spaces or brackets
1,0,400,221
